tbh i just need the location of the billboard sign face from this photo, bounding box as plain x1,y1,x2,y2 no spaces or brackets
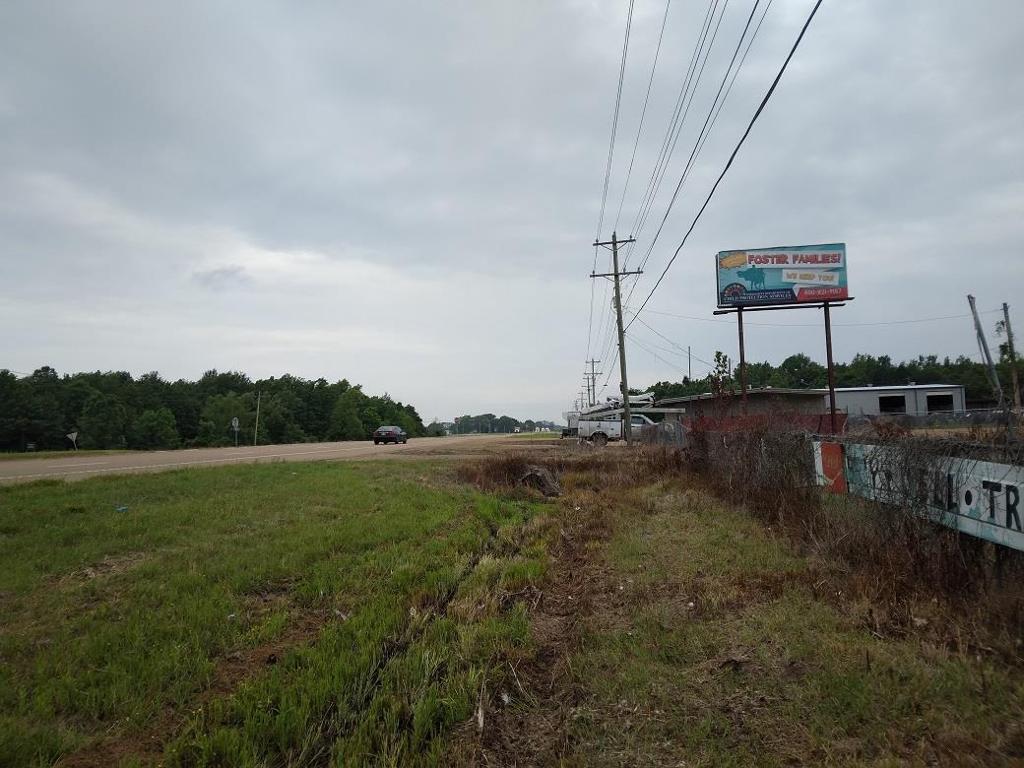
716,242,848,307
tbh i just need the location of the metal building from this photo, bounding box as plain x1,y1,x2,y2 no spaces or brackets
831,384,966,417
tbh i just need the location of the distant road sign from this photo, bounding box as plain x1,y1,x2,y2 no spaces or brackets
231,417,240,430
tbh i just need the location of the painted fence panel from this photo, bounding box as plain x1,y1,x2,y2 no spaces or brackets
813,440,1024,553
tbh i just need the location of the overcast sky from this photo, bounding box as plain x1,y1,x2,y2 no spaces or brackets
1,1,1021,422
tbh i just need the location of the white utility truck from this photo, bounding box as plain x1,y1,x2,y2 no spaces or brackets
576,393,689,446
578,412,655,446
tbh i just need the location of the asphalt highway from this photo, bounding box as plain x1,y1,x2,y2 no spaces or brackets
0,434,523,484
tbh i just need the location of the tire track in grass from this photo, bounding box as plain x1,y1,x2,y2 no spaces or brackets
54,498,495,768
169,499,539,766
295,542,494,766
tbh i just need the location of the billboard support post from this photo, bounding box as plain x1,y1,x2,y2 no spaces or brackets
715,242,850,434
714,298,855,434
737,307,747,409
824,302,837,435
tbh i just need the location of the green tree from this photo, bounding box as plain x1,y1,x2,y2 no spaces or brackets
79,392,128,449
769,354,826,389
129,407,180,450
328,391,364,440
197,393,254,446
259,394,307,444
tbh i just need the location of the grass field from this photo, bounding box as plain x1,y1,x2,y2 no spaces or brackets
4,450,1022,766
0,461,549,766
0,450,129,462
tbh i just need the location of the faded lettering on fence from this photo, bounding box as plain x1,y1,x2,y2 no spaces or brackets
813,441,1024,552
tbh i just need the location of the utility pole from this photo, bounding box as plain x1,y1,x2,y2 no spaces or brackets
585,359,601,407
1002,302,1022,412
968,295,1005,408
688,346,691,381
253,389,261,447
592,231,640,445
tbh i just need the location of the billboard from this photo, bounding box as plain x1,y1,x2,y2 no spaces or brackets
716,242,848,307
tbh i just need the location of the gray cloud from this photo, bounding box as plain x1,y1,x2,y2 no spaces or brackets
191,265,251,291
1,0,1021,420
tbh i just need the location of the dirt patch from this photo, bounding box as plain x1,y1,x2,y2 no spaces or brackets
60,552,147,583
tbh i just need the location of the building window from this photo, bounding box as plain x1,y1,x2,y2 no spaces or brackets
878,395,906,414
926,394,954,413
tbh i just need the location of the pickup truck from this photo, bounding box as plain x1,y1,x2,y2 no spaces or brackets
578,413,655,446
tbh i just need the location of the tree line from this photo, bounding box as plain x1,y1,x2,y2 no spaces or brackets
423,414,561,436
635,352,1023,407
0,367,426,452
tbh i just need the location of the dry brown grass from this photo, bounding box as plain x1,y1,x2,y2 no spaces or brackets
688,424,1024,662
452,445,1024,765
455,446,686,496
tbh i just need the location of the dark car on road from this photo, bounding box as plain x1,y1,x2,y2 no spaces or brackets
373,425,408,445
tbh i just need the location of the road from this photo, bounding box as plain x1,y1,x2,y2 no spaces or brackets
0,434,539,484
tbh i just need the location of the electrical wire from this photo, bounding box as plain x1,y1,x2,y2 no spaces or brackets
627,0,828,329
621,0,727,269
628,312,716,367
587,0,636,363
627,332,703,377
612,0,673,232
625,0,745,273
642,307,1003,327
629,0,769,281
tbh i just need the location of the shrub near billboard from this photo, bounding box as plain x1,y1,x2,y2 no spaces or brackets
716,242,848,307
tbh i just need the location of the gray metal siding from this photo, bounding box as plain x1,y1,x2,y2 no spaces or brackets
832,386,965,416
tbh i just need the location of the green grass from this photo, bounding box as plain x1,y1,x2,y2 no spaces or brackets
0,461,549,767
562,478,1024,766
0,449,130,461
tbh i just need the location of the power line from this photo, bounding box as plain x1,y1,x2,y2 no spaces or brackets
587,0,636,362
630,331,715,377
627,332,697,377
628,312,715,367
643,307,1003,327
627,0,828,329
630,0,770,281
613,0,673,232
628,0,751,274
621,0,727,269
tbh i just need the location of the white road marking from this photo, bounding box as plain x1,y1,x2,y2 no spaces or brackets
44,461,113,469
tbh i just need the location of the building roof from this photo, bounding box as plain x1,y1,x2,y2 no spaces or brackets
658,387,827,405
834,384,965,392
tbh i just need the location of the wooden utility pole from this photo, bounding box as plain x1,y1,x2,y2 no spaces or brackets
253,389,261,447
585,359,601,407
968,295,1005,407
1003,303,1022,412
592,232,640,444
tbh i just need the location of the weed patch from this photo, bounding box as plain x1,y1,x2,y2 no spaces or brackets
0,460,552,767
460,448,1024,766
